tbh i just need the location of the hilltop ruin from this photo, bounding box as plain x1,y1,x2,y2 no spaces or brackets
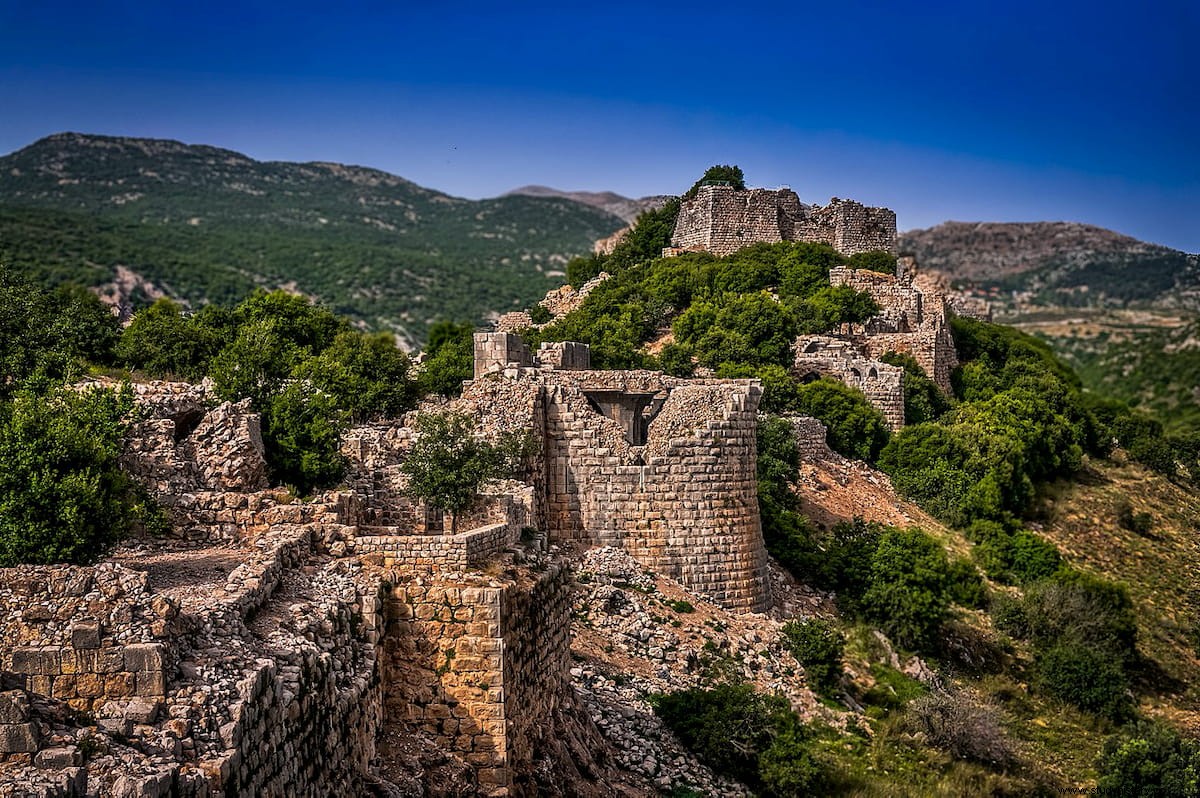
0,182,967,797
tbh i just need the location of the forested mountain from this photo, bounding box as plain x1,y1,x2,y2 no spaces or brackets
0,132,626,346
900,221,1200,312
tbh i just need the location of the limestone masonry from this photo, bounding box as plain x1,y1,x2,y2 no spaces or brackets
668,184,897,257
1,180,962,797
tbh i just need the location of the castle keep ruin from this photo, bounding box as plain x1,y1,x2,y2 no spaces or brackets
668,184,897,257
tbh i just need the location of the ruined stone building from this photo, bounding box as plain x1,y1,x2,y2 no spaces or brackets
0,327,777,797
667,184,897,258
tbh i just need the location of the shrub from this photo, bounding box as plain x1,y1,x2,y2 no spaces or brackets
947,558,988,609
908,691,1016,767
261,384,347,495
1035,641,1132,720
1094,721,1200,797
758,726,829,796
0,386,145,565
862,528,953,652
651,683,785,785
793,377,890,462
116,298,224,379
419,321,475,398
528,304,553,324
401,412,522,531
293,330,417,421
1116,499,1154,535
781,619,845,694
880,351,952,426
651,682,830,795
848,250,898,274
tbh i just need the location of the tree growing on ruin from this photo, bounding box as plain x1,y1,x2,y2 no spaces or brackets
401,412,534,532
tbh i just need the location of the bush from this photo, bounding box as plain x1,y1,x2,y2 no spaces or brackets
908,691,1016,767
401,412,523,531
293,330,417,421
793,377,890,462
1035,641,1132,720
419,320,475,398
651,683,830,795
947,558,988,609
1095,721,1200,797
261,384,347,495
781,619,845,694
116,298,225,379
651,683,785,786
862,528,953,651
0,386,147,565
528,304,552,324
0,268,120,393
1116,499,1154,535
880,351,951,426
848,250,898,274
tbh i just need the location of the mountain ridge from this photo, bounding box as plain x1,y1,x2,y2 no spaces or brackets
0,132,626,346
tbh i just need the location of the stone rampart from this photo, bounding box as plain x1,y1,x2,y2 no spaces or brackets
669,184,896,257
0,565,177,714
793,336,905,429
379,561,572,795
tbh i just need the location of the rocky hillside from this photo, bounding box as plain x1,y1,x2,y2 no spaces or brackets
900,221,1200,312
0,133,627,346
504,185,672,224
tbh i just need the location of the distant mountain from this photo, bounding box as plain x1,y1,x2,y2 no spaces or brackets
899,221,1200,312
0,133,626,346
504,185,672,224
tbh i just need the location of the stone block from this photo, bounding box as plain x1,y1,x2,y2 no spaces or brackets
123,643,164,673
123,698,162,724
0,691,29,724
11,647,61,676
0,722,39,753
35,745,82,768
71,623,101,650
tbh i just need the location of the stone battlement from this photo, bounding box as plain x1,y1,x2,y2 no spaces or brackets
668,184,897,257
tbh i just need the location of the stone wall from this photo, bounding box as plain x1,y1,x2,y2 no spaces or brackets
669,184,896,257
829,266,959,392
793,336,905,429
538,371,771,613
379,562,573,796
0,565,176,714
114,379,269,498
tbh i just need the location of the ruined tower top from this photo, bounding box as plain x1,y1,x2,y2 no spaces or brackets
667,183,897,258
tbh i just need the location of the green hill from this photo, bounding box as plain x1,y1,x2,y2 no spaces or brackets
0,132,625,346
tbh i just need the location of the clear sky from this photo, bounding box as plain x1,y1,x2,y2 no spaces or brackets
1,1,1197,251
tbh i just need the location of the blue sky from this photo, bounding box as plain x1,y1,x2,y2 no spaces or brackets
1,1,1197,250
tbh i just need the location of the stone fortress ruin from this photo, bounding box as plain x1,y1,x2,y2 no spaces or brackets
666,184,897,258
0,180,963,797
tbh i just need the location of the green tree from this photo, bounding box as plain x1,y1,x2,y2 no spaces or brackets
793,377,890,462
116,298,225,379
293,330,418,421
781,619,845,695
0,386,146,565
209,318,306,408
683,165,747,200
862,528,953,651
419,320,475,398
0,267,119,393
1095,722,1200,797
880,352,951,425
401,412,501,531
261,384,347,495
